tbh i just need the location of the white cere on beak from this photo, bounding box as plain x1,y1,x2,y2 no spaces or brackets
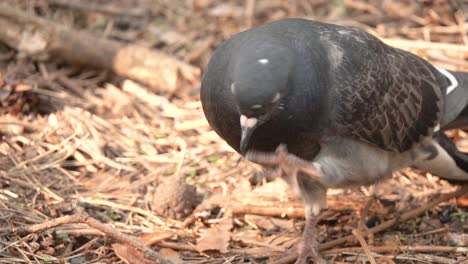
258,58,269,64
271,93,281,103
240,115,247,126
231,82,236,94
240,115,258,128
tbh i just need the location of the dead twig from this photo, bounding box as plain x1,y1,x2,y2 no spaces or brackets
270,185,468,264
245,0,256,28
231,204,305,218
382,38,468,57
272,245,467,264
5,214,174,264
0,4,200,93
0,120,39,131
352,229,377,264
47,0,147,17
322,245,468,255
79,197,166,226
344,0,379,14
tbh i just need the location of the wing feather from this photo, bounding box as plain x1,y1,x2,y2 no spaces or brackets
323,28,446,152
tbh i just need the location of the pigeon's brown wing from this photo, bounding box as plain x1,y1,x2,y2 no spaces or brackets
324,28,447,153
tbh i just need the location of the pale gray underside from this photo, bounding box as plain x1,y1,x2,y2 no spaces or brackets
287,136,468,216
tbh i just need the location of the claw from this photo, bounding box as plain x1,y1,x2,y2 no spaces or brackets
294,217,328,264
246,145,324,184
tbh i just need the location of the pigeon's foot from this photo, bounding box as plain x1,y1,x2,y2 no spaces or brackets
245,144,323,184
357,193,376,240
295,216,328,264
249,166,282,186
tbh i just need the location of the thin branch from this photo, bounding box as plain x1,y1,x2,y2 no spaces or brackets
270,185,468,264
382,38,468,56
79,197,166,226
322,245,468,255
6,214,174,264
352,229,377,264
47,0,147,17
0,4,200,92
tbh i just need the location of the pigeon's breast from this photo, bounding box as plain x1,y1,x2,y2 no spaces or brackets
249,114,321,160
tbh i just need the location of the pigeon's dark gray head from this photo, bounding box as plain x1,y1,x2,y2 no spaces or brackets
230,43,295,154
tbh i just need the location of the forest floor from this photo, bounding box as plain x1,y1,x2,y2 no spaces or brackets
0,0,467,263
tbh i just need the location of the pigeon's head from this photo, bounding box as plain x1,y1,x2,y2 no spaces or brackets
230,43,294,154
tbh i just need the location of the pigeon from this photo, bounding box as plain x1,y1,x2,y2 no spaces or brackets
200,18,468,263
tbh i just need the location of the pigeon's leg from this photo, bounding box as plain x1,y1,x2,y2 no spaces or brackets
246,145,328,263
294,171,328,264
355,193,375,244
245,144,324,184
357,185,381,244
295,209,327,264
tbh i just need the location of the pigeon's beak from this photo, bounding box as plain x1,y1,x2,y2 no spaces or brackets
239,115,258,155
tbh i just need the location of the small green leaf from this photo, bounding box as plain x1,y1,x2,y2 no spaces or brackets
56,232,71,243
110,212,122,221
96,16,107,27
207,155,219,163
42,254,53,262
153,133,167,139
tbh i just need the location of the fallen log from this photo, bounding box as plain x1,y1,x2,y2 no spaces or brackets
0,4,200,93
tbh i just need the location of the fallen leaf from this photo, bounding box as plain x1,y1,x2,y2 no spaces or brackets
112,243,150,264
445,233,468,246
159,248,182,263
456,197,468,207
192,0,213,10
264,232,299,246
244,214,276,231
209,4,243,17
141,231,174,246
161,31,188,45
195,216,232,253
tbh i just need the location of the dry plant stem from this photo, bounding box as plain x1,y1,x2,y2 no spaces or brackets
48,0,147,17
322,184,468,249
231,204,305,218
344,0,379,14
381,38,468,57
79,197,166,226
322,245,468,255
272,246,467,264
0,4,200,92
270,185,468,264
155,241,467,259
377,256,396,264
158,241,277,256
8,214,174,264
352,229,377,264
245,0,256,28
0,120,39,130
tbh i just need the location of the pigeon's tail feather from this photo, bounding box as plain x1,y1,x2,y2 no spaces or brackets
425,69,468,183
440,70,468,130
436,134,468,170
415,135,468,183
